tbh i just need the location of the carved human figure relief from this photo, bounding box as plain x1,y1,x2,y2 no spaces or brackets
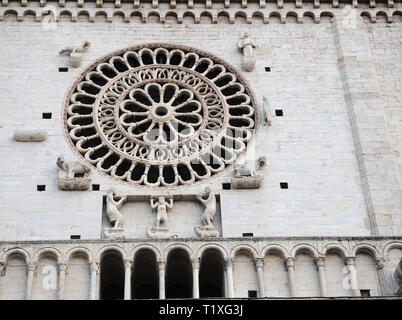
59,40,90,68
103,188,127,240
195,187,219,238
105,188,126,229
237,32,257,72
147,196,178,239
150,196,173,229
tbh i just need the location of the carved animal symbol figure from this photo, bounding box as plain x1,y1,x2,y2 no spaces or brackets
56,155,90,179
58,40,91,55
106,188,127,229
237,32,256,58
150,197,173,229
197,187,216,229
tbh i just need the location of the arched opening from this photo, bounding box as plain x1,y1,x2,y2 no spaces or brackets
166,249,192,298
233,249,258,297
64,252,90,300
132,249,158,299
263,250,290,297
0,253,27,300
325,249,352,297
355,250,380,296
199,249,224,298
294,250,320,297
100,250,124,300
32,253,59,300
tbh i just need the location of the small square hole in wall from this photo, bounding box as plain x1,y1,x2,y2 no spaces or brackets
248,290,258,298
70,235,81,240
59,67,69,72
360,290,370,297
37,185,46,192
42,112,52,119
265,67,271,72
280,182,288,189
275,110,283,117
222,183,231,190
242,233,254,237
92,184,100,191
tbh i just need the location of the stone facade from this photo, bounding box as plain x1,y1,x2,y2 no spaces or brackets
0,0,401,299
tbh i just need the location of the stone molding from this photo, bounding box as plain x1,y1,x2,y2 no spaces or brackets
0,5,400,24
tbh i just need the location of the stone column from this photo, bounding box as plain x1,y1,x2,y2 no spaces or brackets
375,257,387,296
26,262,35,300
224,257,234,298
285,257,297,297
192,258,200,299
345,257,360,296
158,260,166,299
254,258,265,298
124,259,132,300
89,261,99,300
58,262,67,300
315,257,328,297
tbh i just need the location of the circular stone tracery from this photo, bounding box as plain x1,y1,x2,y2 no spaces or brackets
63,44,258,187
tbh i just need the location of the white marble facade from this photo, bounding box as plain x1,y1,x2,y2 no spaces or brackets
0,0,401,299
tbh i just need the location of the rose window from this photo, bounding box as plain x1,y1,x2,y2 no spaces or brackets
63,44,258,187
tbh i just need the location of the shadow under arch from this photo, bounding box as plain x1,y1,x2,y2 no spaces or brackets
199,248,225,298
100,249,124,300
166,248,193,298
132,248,158,299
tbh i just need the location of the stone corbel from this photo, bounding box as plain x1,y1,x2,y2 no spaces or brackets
369,0,376,7
295,0,302,8
21,0,27,7
96,0,103,8
78,0,84,7
56,155,91,191
387,0,394,7
152,0,158,8
1,0,8,7
206,0,212,8
259,0,266,8
188,0,193,8
115,0,121,7
59,0,65,7
242,0,247,8
14,130,48,142
224,0,230,8
277,0,283,9
314,0,320,8
170,0,176,9
231,156,267,189
133,0,140,8
40,0,46,7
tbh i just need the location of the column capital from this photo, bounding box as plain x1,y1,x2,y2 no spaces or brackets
158,259,166,269
90,261,99,272
27,261,36,272
59,262,67,272
254,258,264,269
315,256,326,268
192,257,200,269
376,256,386,270
285,257,295,268
224,257,234,269
124,258,133,269
345,256,356,266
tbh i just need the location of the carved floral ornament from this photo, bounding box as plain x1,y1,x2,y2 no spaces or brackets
63,43,258,187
